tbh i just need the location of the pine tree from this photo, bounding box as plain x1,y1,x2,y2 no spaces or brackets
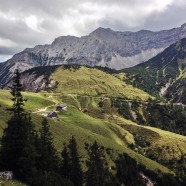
85,141,108,186
60,145,70,178
68,136,83,186
38,118,59,172
0,69,37,181
115,153,139,186
8,69,25,116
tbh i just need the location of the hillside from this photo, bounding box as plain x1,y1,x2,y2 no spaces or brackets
3,65,151,101
1,23,186,87
124,38,186,104
2,64,186,184
110,116,186,172
0,89,173,176
2,65,186,173
1,88,186,175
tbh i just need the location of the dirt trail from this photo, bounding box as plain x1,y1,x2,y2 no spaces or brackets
32,104,57,113
32,94,58,113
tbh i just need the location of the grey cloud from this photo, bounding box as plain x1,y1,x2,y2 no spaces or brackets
143,4,186,31
0,0,79,18
0,0,186,60
0,16,50,53
0,46,19,55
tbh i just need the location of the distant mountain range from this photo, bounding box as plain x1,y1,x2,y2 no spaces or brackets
1,23,186,88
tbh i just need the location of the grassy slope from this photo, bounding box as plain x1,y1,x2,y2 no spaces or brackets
111,116,186,162
0,89,171,174
56,93,186,171
0,179,26,186
49,66,150,101
0,90,55,111
0,90,55,136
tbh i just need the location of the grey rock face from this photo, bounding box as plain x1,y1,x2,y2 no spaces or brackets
1,24,186,87
3,72,51,92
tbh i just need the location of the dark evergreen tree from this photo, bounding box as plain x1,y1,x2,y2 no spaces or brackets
31,170,73,186
0,69,37,181
115,153,141,186
8,68,25,115
38,118,59,172
60,145,70,178
156,174,180,186
85,141,110,186
68,136,83,186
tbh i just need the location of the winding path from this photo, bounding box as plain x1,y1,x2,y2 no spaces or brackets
32,104,57,113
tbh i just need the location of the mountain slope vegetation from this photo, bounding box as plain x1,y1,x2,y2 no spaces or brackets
4,65,151,101
1,89,186,176
123,38,186,104
0,89,172,175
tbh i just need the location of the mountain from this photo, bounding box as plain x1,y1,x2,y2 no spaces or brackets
124,38,186,104
1,23,186,87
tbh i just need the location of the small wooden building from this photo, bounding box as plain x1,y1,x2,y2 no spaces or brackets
56,104,67,112
48,111,58,118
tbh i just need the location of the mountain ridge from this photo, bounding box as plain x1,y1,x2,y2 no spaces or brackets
1,23,186,87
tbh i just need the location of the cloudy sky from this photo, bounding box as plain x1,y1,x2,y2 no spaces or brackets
0,0,186,62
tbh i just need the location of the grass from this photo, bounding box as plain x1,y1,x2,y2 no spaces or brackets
0,179,27,186
0,89,171,174
49,66,151,101
111,116,186,163
31,113,171,173
58,106,127,146
0,90,55,136
0,90,55,112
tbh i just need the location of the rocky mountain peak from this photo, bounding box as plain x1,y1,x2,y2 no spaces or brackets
52,35,79,46
89,27,114,36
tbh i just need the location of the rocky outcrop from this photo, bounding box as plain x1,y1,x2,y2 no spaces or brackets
4,72,58,92
1,23,186,87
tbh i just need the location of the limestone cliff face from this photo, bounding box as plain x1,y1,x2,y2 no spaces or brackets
1,23,186,87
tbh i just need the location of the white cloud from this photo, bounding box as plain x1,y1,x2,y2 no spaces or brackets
25,15,43,32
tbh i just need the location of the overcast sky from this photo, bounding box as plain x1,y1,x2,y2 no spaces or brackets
0,0,186,62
